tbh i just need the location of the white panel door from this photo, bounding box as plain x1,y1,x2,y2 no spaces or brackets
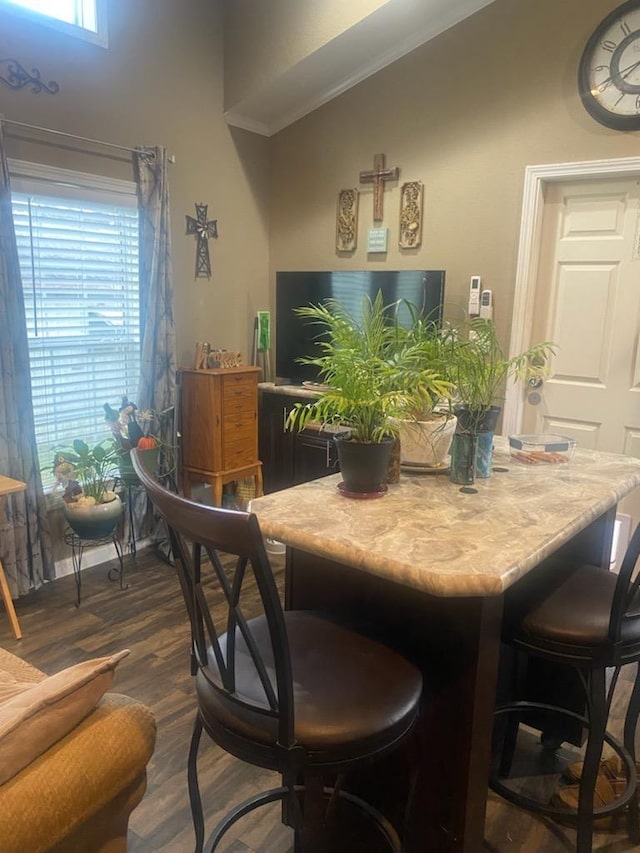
522,177,640,458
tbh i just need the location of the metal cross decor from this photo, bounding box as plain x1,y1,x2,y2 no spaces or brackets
185,203,218,278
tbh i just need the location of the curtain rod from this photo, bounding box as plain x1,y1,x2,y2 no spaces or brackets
2,118,176,163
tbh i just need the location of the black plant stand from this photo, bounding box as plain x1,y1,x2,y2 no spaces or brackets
114,471,178,566
63,528,126,607
114,478,146,557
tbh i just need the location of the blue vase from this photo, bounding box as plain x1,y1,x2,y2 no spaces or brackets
475,431,494,479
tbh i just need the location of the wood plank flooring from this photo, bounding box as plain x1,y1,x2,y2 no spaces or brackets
0,546,638,852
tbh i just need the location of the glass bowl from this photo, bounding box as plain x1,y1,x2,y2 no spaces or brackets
508,434,576,465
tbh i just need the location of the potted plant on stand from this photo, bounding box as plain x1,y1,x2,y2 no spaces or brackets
442,318,554,485
52,438,123,539
285,292,450,496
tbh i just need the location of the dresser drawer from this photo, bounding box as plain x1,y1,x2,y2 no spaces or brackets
223,376,256,412
224,437,257,469
223,410,255,438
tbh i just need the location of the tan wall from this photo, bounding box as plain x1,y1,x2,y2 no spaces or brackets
4,0,629,401
0,0,271,370
269,0,638,349
223,0,387,110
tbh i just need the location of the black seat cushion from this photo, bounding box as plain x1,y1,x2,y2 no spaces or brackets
507,564,640,651
196,611,422,762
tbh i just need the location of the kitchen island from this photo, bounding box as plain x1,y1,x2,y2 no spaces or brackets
249,438,640,852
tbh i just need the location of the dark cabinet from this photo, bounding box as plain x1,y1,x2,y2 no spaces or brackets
293,429,339,486
258,389,295,493
259,387,339,493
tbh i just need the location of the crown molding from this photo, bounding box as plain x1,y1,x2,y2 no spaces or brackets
225,0,496,137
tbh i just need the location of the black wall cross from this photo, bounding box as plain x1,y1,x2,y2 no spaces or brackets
186,203,218,278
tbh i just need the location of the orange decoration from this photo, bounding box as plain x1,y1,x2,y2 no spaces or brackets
137,436,157,450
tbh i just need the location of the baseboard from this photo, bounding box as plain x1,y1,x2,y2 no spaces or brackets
55,538,151,578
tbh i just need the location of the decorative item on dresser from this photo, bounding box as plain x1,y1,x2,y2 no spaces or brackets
178,366,263,506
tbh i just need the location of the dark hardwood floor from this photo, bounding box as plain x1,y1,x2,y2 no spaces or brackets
0,546,638,852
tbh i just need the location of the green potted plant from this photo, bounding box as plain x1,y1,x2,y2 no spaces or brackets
285,291,451,494
442,318,554,483
52,438,123,539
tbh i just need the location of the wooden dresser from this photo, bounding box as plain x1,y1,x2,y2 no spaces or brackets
178,366,263,505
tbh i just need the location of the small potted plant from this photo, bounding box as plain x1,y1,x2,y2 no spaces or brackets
442,319,554,483
52,438,123,539
285,291,450,494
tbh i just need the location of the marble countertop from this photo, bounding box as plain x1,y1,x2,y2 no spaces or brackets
249,437,640,598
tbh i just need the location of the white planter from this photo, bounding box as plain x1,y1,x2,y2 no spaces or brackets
398,414,457,468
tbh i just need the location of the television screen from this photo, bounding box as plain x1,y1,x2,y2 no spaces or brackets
275,270,445,386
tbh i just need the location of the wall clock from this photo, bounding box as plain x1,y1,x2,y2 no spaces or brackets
578,0,640,130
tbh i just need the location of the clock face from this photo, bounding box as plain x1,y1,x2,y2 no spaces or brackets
578,0,640,130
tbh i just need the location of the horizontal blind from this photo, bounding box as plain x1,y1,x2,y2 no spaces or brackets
11,186,140,485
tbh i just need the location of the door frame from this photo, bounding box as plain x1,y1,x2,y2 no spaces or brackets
502,156,640,436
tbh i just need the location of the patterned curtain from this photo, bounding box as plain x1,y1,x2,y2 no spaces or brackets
0,121,54,596
132,147,176,556
134,146,176,419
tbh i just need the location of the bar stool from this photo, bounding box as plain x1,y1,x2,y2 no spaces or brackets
490,524,640,852
131,448,423,852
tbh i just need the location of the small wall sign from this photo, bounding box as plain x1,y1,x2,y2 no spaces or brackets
367,227,388,253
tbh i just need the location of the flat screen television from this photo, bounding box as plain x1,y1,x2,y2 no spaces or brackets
275,269,445,386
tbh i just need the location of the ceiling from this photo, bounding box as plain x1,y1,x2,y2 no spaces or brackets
224,0,497,137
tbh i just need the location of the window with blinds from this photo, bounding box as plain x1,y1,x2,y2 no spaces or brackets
9,161,140,487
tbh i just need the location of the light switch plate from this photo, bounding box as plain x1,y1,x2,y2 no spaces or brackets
367,228,388,253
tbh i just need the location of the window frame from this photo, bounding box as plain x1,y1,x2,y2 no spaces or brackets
0,0,108,47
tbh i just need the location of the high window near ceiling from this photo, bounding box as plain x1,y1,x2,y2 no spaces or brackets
0,0,106,46
9,161,140,487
